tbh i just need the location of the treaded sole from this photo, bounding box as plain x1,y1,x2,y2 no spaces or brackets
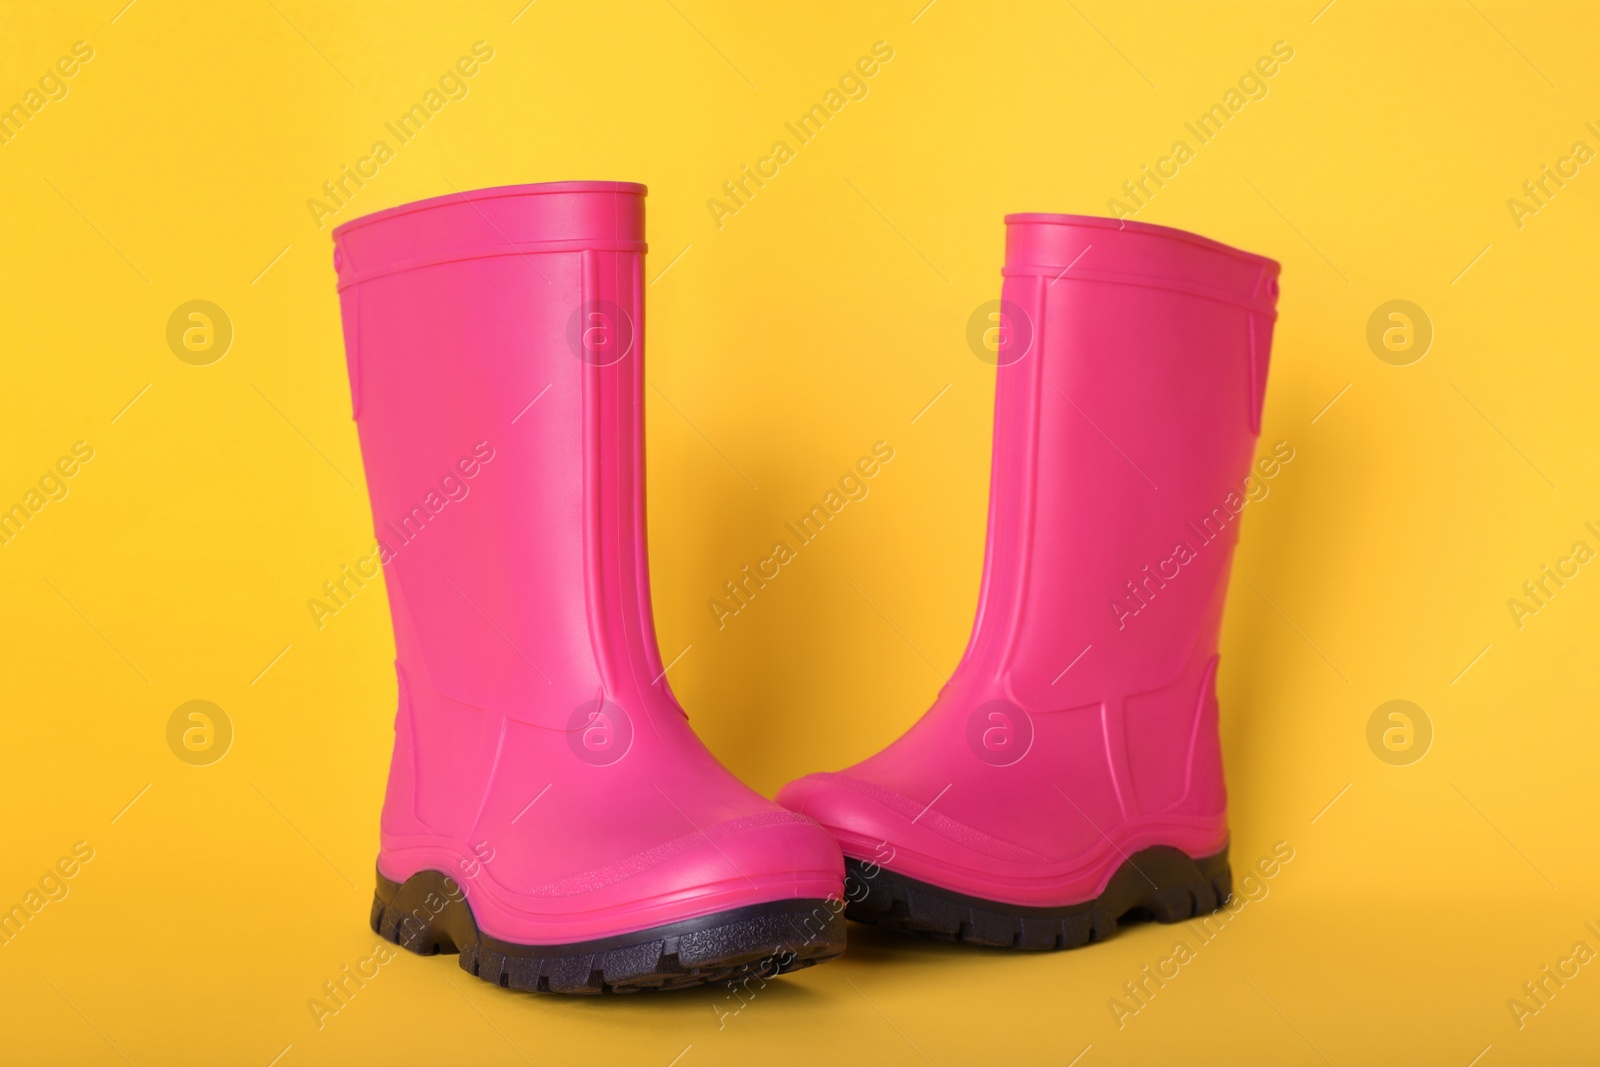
843,845,1231,951
370,868,847,994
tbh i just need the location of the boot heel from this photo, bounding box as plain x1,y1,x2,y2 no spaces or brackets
371,869,478,958
844,845,1231,952
1112,846,1232,925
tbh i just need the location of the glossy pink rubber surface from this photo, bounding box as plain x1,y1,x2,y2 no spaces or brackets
333,182,843,945
780,214,1280,908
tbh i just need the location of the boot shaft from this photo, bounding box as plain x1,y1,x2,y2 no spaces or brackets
965,214,1281,712
333,183,668,731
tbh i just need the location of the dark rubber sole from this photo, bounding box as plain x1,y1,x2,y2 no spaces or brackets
843,845,1231,950
370,869,846,994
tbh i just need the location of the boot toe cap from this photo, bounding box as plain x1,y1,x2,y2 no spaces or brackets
778,771,1048,867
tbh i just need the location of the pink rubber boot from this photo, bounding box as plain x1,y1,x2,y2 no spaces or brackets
779,214,1281,949
333,182,845,993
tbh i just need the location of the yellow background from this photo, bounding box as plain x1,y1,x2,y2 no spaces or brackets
3,1,1597,1063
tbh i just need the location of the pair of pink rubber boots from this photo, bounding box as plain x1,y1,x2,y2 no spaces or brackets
331,182,1280,994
